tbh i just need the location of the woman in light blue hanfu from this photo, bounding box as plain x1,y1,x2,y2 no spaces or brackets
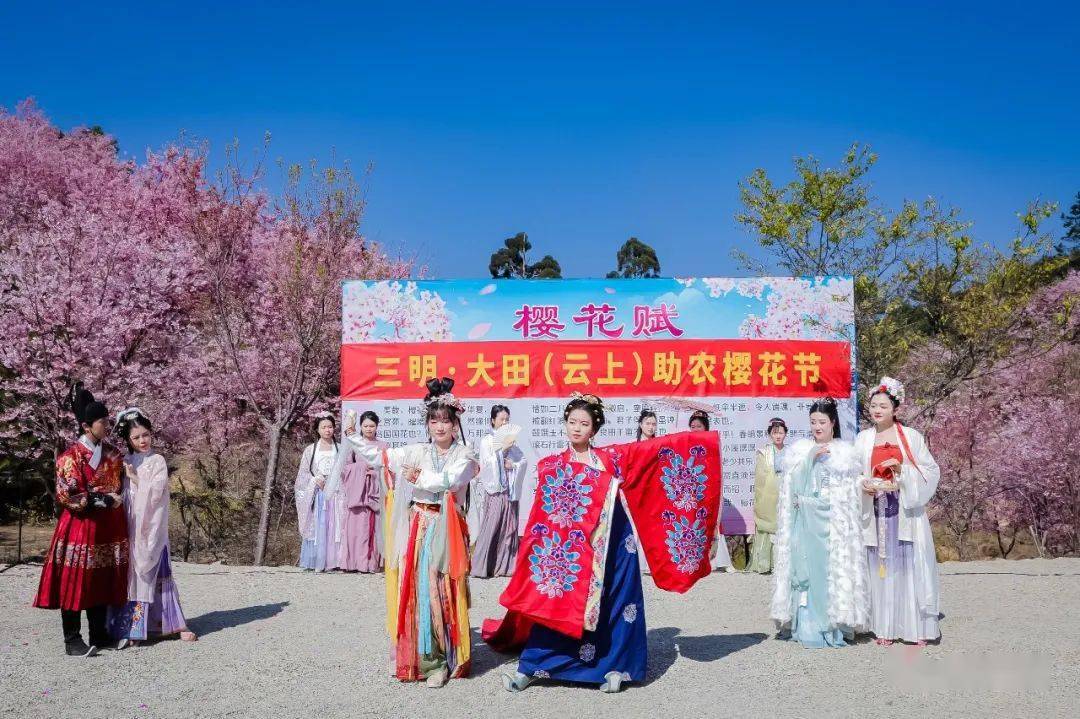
770,398,868,648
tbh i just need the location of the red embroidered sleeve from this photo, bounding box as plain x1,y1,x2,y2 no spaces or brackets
55,453,87,512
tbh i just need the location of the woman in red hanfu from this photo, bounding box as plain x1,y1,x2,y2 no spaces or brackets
34,383,129,656
484,393,724,693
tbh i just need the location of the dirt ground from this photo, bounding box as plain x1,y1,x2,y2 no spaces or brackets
1,557,1077,719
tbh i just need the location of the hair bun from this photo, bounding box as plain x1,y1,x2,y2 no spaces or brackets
68,381,93,414
425,376,455,398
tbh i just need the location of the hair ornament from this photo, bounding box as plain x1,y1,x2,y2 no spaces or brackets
569,391,604,409
425,377,466,413
114,406,148,433
870,377,905,405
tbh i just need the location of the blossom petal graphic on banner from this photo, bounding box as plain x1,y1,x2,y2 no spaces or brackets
467,323,491,340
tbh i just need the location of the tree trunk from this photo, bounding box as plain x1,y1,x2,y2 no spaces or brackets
995,528,1016,559
954,528,966,561
254,424,284,565
1029,524,1046,559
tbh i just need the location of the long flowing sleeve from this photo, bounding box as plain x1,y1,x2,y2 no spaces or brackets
131,454,170,602
295,444,317,541
753,447,779,534
326,439,355,496
824,442,870,632
476,435,499,494
770,439,812,625
414,450,479,495
505,445,528,502
898,428,940,511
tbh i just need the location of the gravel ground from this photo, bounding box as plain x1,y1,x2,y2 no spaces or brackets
1,558,1077,719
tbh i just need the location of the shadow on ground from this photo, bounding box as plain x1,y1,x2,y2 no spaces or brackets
187,601,290,636
645,626,767,685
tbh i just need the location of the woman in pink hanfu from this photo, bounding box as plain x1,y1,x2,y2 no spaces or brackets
329,410,389,573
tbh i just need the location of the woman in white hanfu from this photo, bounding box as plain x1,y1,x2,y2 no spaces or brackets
771,398,868,648
853,377,941,646
295,413,341,571
109,408,196,647
470,405,528,578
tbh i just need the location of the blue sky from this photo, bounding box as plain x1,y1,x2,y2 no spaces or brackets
2,2,1077,279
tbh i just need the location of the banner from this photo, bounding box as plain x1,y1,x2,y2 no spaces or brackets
340,277,857,534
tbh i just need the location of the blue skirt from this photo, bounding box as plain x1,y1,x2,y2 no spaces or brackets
299,489,330,571
517,501,647,685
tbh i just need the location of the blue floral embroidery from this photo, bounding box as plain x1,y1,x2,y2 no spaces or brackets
529,530,586,598
663,507,709,574
659,445,708,511
541,462,594,528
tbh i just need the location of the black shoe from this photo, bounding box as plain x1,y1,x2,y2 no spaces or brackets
65,639,98,657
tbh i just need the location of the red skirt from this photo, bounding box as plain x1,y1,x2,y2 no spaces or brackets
33,506,129,611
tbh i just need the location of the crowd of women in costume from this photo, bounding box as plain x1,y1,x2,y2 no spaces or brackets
756,378,942,649
35,373,942,691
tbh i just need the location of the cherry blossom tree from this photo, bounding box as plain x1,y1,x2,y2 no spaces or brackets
923,271,1079,558
190,157,411,564
0,101,211,494
1,103,413,566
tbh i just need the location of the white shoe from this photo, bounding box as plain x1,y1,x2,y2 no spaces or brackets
599,671,627,693
502,671,534,692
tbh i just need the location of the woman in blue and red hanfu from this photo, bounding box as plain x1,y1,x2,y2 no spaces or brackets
483,393,723,693
34,383,129,656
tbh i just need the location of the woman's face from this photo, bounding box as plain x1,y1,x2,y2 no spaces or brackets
566,408,595,446
809,412,835,442
360,418,378,441
128,425,152,453
868,394,896,426
317,419,335,441
689,417,707,431
492,410,510,430
639,415,657,438
428,410,455,445
769,425,787,448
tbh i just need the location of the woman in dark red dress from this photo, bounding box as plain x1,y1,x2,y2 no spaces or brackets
34,383,129,656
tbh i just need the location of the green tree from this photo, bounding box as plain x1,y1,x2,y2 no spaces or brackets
734,143,1069,421
1061,191,1080,253
607,237,661,278
488,232,562,278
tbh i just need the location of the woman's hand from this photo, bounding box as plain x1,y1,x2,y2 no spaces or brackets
503,457,514,472
860,477,877,495
124,462,139,483
814,445,830,461
314,477,326,490
402,465,421,485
